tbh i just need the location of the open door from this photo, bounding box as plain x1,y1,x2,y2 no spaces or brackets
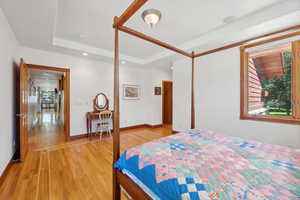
162,81,173,124
19,58,29,161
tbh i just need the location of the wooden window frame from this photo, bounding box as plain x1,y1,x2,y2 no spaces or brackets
240,37,300,125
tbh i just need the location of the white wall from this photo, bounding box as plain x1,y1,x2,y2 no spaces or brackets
173,48,300,148
173,58,192,131
0,8,18,175
147,68,173,125
17,47,172,136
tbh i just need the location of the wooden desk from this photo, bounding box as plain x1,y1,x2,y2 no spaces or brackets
86,111,113,138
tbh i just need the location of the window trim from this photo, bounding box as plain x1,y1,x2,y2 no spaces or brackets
240,34,300,125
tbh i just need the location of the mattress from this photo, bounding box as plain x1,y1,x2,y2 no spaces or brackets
115,130,300,200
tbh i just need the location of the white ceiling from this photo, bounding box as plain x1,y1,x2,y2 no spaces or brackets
1,0,300,66
128,0,284,48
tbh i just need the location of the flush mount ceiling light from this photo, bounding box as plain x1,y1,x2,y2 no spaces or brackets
141,9,162,27
121,60,126,64
82,52,88,56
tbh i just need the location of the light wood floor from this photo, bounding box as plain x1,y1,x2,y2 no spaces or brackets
29,110,65,151
0,117,172,199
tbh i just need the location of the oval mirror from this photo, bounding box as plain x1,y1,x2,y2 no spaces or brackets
95,93,108,111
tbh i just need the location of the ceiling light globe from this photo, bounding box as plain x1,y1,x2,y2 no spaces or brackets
145,13,159,25
142,9,162,27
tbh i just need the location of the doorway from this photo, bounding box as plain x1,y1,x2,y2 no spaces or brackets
18,60,70,161
162,81,173,125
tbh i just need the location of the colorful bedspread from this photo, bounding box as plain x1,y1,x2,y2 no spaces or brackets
115,130,300,200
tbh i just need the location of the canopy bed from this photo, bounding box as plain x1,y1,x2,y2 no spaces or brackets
112,1,300,199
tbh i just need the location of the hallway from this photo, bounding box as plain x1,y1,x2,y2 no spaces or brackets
27,68,66,151
29,110,65,151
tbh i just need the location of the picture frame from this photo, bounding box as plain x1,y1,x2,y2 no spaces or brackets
154,87,161,95
123,84,140,100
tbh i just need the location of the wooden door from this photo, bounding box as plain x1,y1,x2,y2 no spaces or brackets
19,58,29,161
63,69,70,140
163,81,173,124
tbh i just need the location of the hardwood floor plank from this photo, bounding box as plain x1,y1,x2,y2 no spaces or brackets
0,163,22,199
37,151,50,200
0,125,172,199
12,151,41,200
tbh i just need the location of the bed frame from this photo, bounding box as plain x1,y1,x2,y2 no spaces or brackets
112,1,300,199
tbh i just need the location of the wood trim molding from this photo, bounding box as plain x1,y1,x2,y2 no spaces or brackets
117,25,192,58
27,64,69,72
240,39,300,125
69,132,115,141
69,124,164,140
69,134,88,141
240,47,248,118
292,41,300,119
64,69,71,141
240,116,300,125
27,64,71,141
0,155,15,188
120,124,148,131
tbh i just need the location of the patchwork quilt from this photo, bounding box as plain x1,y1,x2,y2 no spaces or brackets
114,130,300,200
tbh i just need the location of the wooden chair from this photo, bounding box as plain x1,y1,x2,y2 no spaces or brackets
96,110,112,141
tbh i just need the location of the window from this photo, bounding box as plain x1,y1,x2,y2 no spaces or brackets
240,39,300,124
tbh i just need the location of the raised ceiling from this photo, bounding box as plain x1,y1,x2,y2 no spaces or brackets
1,0,300,65
127,0,284,48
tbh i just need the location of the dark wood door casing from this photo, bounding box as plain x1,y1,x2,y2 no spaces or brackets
163,81,173,124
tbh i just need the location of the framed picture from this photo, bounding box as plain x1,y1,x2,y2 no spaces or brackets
154,87,161,95
123,84,140,100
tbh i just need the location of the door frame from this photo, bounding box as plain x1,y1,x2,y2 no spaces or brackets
162,80,173,124
27,64,71,141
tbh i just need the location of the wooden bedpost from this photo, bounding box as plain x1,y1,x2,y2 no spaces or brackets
191,52,195,129
113,16,121,200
